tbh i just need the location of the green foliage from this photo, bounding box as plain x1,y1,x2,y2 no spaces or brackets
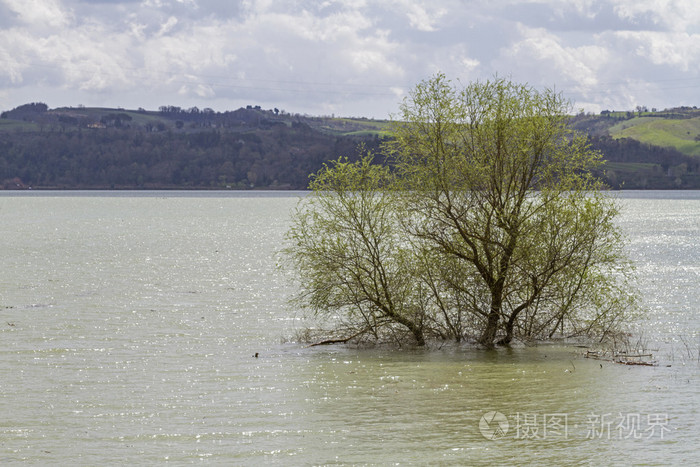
285,74,640,348
285,154,427,344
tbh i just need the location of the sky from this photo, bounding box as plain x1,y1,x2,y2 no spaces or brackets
1,0,699,118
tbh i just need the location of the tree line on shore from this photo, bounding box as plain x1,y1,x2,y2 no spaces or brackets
0,105,379,189
1,101,698,190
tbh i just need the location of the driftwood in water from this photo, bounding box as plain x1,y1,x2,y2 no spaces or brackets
585,350,658,366
306,328,369,347
618,360,656,366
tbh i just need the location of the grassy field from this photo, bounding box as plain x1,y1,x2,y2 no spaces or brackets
311,117,393,137
608,115,700,156
603,161,659,172
0,119,39,131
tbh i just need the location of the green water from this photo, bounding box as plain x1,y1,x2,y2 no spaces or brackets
1,191,698,465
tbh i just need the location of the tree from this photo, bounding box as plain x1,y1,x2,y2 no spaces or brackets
284,155,428,345
284,74,638,348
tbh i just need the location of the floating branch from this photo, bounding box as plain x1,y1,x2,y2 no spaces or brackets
306,328,370,347
584,350,659,366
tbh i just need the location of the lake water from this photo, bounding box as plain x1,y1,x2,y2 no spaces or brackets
1,191,698,465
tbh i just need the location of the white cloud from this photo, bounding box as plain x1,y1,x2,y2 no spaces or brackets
0,0,698,116
3,0,71,29
157,16,179,36
612,0,700,31
394,0,449,32
613,30,700,71
499,24,607,88
461,57,480,72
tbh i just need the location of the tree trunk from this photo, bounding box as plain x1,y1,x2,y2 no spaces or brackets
479,283,504,348
499,294,537,345
497,318,515,346
378,303,425,346
413,329,426,346
405,320,425,346
479,311,500,348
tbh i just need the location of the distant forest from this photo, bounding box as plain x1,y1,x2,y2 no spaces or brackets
1,102,699,189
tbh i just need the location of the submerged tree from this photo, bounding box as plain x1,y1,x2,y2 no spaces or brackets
284,74,639,348
284,155,429,345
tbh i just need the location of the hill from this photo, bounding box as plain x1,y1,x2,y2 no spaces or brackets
1,102,699,190
0,103,386,190
572,107,700,155
570,107,700,188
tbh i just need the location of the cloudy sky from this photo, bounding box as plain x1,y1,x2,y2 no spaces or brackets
1,0,699,118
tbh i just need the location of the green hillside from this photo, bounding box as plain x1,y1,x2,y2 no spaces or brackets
574,107,700,157
608,115,700,156
308,117,392,137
